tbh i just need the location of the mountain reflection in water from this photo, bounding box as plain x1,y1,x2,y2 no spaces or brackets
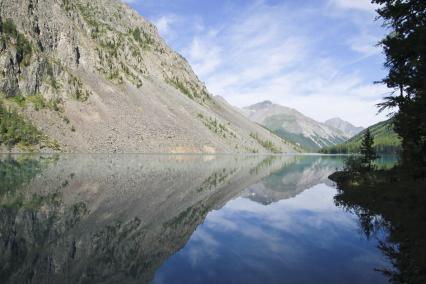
0,154,392,284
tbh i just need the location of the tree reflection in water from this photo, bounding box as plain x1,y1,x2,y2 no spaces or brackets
334,177,426,284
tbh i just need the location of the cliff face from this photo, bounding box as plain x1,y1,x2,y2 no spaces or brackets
0,0,297,153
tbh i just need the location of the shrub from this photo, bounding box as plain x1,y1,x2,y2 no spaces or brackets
1,18,33,66
2,19,18,36
16,32,32,66
27,95,47,110
9,95,27,107
250,132,280,153
47,98,63,112
168,77,194,99
197,114,236,139
343,155,378,175
343,156,364,173
132,28,142,43
132,28,154,48
0,101,42,148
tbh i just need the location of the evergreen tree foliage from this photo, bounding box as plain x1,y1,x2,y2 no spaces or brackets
320,119,401,154
360,128,378,169
372,0,426,176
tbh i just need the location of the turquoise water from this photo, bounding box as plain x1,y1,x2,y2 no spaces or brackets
0,154,392,283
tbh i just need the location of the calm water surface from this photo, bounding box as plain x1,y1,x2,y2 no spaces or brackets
0,154,394,283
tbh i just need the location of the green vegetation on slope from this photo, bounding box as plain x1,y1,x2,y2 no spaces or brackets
0,100,60,151
263,114,345,151
250,132,280,153
273,128,343,151
197,113,237,139
75,2,145,87
272,128,320,150
132,27,155,49
5,94,64,112
321,119,401,154
168,77,210,103
0,101,43,149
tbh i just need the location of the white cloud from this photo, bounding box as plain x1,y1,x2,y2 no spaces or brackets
347,33,381,56
329,0,378,12
154,15,176,37
185,37,222,77
141,0,389,127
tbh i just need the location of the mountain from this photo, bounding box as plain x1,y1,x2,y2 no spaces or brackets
0,0,297,154
321,119,401,154
324,117,364,138
241,101,347,151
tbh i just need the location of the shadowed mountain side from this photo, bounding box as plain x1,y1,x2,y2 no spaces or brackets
0,154,296,283
242,156,343,204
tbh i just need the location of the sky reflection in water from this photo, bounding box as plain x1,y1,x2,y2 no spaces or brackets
153,182,389,284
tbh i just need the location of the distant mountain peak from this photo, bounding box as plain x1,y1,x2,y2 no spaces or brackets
260,100,273,105
324,117,364,139
326,117,342,123
248,100,273,109
241,101,347,150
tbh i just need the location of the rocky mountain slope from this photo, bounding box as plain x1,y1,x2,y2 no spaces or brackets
321,119,401,154
241,101,347,150
0,0,297,153
324,117,364,138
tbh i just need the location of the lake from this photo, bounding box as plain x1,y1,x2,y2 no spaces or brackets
0,154,395,283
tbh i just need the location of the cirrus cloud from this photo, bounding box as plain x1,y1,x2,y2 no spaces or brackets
126,0,390,127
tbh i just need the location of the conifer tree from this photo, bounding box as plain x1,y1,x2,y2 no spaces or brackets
372,0,426,175
360,128,377,169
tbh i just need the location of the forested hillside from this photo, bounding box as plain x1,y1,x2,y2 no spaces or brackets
320,119,401,154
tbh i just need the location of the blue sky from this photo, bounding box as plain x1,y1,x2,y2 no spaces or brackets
123,0,391,127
